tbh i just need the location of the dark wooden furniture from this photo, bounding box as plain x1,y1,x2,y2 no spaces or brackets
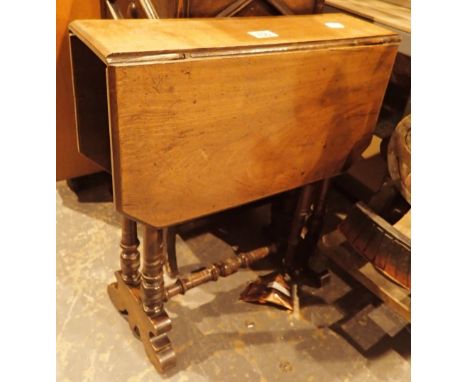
102,0,324,19
69,15,399,372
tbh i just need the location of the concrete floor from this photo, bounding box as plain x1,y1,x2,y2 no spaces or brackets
57,181,410,381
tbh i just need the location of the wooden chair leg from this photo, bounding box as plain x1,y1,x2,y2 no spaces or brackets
140,226,167,317
108,219,176,372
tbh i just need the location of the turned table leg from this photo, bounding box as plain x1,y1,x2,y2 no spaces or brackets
141,225,166,317
304,179,331,261
282,180,331,286
108,219,176,373
283,183,315,272
120,217,140,286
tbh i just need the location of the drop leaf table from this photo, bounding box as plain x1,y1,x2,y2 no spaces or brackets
69,14,399,372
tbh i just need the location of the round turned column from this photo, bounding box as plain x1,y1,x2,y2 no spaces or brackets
120,217,141,286
141,225,166,318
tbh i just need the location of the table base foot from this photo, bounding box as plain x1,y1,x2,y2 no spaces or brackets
108,271,176,372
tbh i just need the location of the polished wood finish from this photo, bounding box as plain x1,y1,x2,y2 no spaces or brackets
58,0,325,181
69,15,397,60
56,0,103,180
100,0,325,277
107,46,395,227
69,15,399,227
140,226,166,318
120,217,141,286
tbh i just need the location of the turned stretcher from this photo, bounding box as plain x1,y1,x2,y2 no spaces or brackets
69,14,399,372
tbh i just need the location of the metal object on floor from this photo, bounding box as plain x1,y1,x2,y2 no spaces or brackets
240,272,293,311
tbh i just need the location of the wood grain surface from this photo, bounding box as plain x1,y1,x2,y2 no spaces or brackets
69,14,398,62
105,43,398,226
70,16,399,226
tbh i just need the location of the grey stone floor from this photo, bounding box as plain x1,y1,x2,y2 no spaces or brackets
57,181,410,382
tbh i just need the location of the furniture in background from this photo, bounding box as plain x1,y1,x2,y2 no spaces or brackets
324,0,410,204
320,116,411,322
324,0,410,53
